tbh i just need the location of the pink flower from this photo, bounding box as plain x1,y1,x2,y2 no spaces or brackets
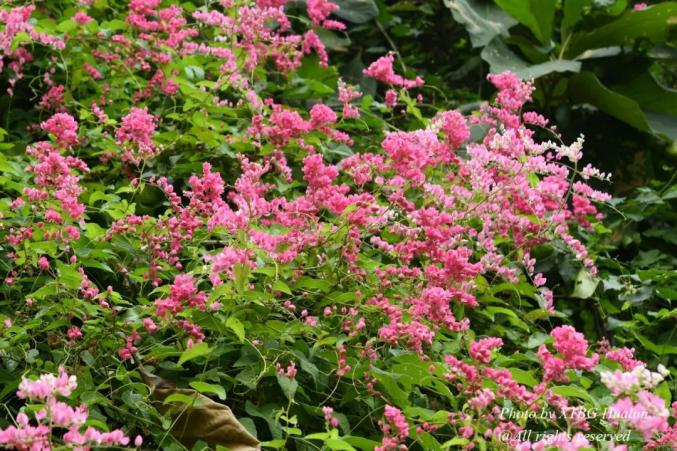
634,2,648,10
17,367,77,401
67,327,82,341
487,71,533,111
469,337,503,364
73,11,93,23
551,325,599,371
384,89,398,108
309,103,337,127
436,110,470,148
303,31,329,67
38,256,50,270
41,113,79,147
363,52,424,88
116,107,159,164
277,361,298,378
376,405,409,450
606,347,642,371
307,0,345,29
143,318,158,333
322,406,340,428
606,391,669,439
537,326,598,383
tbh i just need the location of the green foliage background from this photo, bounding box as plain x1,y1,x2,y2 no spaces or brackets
0,0,675,449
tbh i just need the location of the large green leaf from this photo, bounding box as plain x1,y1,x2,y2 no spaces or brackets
611,72,677,115
178,342,212,366
494,0,557,45
644,111,677,142
567,2,676,57
562,0,592,37
571,269,598,299
568,71,677,140
443,0,518,47
481,38,581,79
332,0,378,23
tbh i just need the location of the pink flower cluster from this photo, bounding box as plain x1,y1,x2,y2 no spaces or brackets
469,337,503,364
376,405,409,451
363,53,424,89
0,5,64,94
40,113,79,148
607,391,670,439
24,139,88,221
307,0,345,30
322,406,340,428
1,368,133,450
116,107,159,164
537,326,599,384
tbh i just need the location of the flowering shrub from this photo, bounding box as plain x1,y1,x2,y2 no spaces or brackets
0,0,674,450
1,368,138,449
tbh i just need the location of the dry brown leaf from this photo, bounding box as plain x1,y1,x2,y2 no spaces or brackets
139,368,260,451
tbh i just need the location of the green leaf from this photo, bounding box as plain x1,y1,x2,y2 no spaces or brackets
633,333,677,356
325,439,357,451
272,280,292,295
644,111,677,141
443,0,518,47
611,72,677,115
184,65,205,81
332,0,378,23
56,19,77,33
295,276,332,293
189,381,226,400
226,316,245,342
572,269,599,299
655,381,671,406
276,374,298,400
371,368,410,407
442,438,470,449
509,368,538,387
481,38,581,79
562,0,592,36
567,2,677,57
483,306,530,331
342,437,381,450
178,342,211,366
568,71,674,138
163,393,201,405
260,440,286,449
550,385,596,405
56,261,83,289
494,0,556,45
527,331,550,348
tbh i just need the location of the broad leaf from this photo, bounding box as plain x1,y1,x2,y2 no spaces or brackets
189,381,227,401
443,0,517,47
567,2,677,57
568,71,677,139
562,0,592,36
481,38,581,79
572,269,598,299
178,342,212,366
332,0,378,23
611,72,677,115
226,316,245,342
494,0,557,45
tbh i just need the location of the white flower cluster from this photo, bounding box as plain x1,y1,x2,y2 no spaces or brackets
600,364,668,396
542,135,585,163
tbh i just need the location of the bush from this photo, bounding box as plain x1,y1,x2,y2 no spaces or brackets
0,0,674,450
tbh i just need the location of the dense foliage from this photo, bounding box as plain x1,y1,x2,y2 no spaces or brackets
0,0,674,450
336,0,677,190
